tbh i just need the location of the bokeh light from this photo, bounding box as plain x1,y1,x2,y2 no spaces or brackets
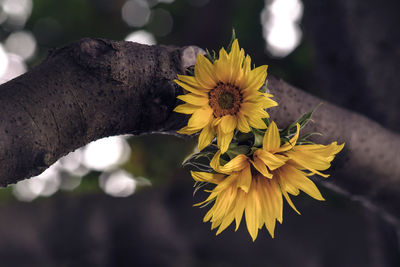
261,0,303,57
82,136,131,171
122,0,151,27
13,164,61,202
4,30,36,60
0,44,9,78
148,8,173,37
0,53,26,84
99,170,137,197
1,0,33,28
125,30,157,45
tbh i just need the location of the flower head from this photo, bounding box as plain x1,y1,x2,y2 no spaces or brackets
191,121,344,241
174,39,277,153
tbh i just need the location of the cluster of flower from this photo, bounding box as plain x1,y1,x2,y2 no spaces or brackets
174,38,344,241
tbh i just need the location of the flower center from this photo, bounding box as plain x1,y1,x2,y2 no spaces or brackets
218,92,234,109
209,83,242,117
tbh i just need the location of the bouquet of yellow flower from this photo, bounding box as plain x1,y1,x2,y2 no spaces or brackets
174,32,344,241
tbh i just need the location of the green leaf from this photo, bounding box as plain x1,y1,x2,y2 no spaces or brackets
226,145,250,160
226,28,237,53
280,103,322,138
251,127,265,147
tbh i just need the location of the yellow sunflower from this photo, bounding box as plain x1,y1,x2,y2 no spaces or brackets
191,121,344,241
174,39,277,153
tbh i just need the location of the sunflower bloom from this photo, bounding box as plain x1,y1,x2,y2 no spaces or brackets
174,39,277,153
191,122,344,241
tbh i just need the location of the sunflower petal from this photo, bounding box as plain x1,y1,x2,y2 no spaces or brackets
263,121,281,152
190,171,225,184
279,123,300,152
256,149,287,170
219,115,237,134
236,165,252,193
174,79,208,95
173,103,199,114
194,53,217,89
236,112,251,133
177,93,209,106
198,124,215,151
187,107,213,131
217,128,234,154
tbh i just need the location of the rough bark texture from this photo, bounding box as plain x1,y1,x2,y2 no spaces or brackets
0,38,399,225
0,38,188,186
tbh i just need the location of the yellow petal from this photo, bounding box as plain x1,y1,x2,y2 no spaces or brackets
173,103,199,114
174,79,208,95
194,53,217,89
211,151,249,174
187,107,213,131
258,178,277,237
285,149,331,177
198,124,215,151
214,48,230,83
245,183,261,241
236,165,252,193
242,65,268,92
263,121,281,152
255,149,287,170
276,170,301,214
190,171,225,184
250,154,272,178
234,189,247,230
177,126,200,135
176,75,199,88
281,164,325,201
216,209,235,235
217,128,234,154
279,123,300,152
219,115,237,134
236,54,252,89
177,93,209,106
236,112,251,133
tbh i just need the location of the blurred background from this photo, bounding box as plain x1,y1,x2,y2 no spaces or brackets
0,0,399,266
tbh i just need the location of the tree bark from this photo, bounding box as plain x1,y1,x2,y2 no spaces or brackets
0,38,399,225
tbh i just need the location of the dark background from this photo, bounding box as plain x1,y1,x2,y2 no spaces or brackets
0,0,399,266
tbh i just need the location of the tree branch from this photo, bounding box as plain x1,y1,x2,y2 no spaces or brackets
0,38,399,225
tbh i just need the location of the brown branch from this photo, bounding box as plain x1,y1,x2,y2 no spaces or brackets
0,38,399,225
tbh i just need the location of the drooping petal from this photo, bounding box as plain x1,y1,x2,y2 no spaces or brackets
279,123,300,152
190,171,225,184
236,164,252,193
236,112,251,133
219,115,237,134
234,189,247,230
187,107,213,131
211,150,250,174
275,170,301,214
245,180,262,241
217,127,234,154
250,155,272,178
280,164,325,201
255,149,287,170
198,124,215,151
